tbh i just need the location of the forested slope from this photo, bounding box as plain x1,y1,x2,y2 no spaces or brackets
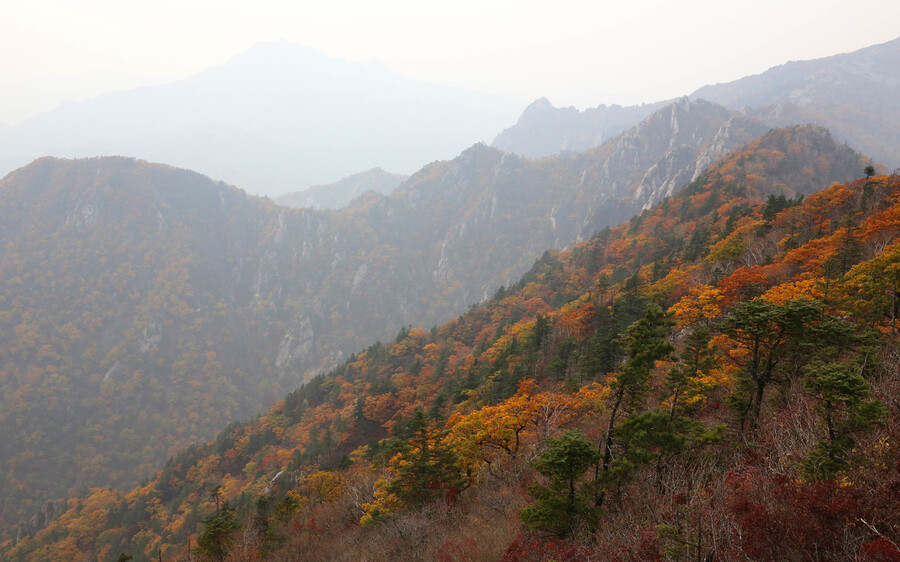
6,130,897,561
2,100,863,533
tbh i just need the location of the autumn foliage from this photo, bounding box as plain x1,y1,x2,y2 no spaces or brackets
4,133,900,561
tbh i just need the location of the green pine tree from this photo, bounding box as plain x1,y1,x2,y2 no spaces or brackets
802,362,887,478
386,411,465,509
521,430,601,536
197,490,240,562
595,303,674,506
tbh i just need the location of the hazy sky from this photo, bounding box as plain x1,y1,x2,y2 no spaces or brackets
2,0,899,125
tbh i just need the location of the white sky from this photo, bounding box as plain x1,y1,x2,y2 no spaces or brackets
1,0,899,125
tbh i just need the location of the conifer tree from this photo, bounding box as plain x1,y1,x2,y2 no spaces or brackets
197,500,239,561
521,430,600,536
386,411,465,509
595,303,674,506
803,362,886,477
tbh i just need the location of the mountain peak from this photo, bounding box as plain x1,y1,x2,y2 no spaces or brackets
226,40,336,66
462,141,496,155
455,142,505,167
0,41,519,197
522,97,555,114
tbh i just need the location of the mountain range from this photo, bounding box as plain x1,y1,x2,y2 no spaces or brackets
1,35,898,557
693,35,900,168
0,41,518,197
3,36,897,210
495,36,900,170
4,124,896,560
0,95,867,534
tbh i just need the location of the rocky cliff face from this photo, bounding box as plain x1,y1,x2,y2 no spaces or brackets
612,98,769,209
561,99,764,216
14,501,58,544
0,102,867,531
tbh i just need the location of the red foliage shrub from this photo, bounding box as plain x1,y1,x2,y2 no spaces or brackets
437,538,476,562
725,468,860,559
500,530,662,562
858,460,900,541
501,533,607,562
860,537,900,562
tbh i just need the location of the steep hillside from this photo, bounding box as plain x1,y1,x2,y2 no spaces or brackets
0,41,517,196
6,153,897,561
491,98,671,157
692,35,900,168
274,168,408,210
0,114,866,535
0,159,285,529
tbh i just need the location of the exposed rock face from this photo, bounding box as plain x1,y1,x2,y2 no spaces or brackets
275,317,315,371
15,501,58,544
65,200,101,226
634,145,701,209
102,360,123,383
573,99,768,212
139,322,163,354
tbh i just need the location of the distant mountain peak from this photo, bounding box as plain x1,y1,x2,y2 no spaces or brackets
492,97,673,158
274,166,408,210
0,41,519,197
522,97,555,114
228,40,335,63
461,141,498,156
497,37,900,167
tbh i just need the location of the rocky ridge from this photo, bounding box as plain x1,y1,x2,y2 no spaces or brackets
494,36,900,169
